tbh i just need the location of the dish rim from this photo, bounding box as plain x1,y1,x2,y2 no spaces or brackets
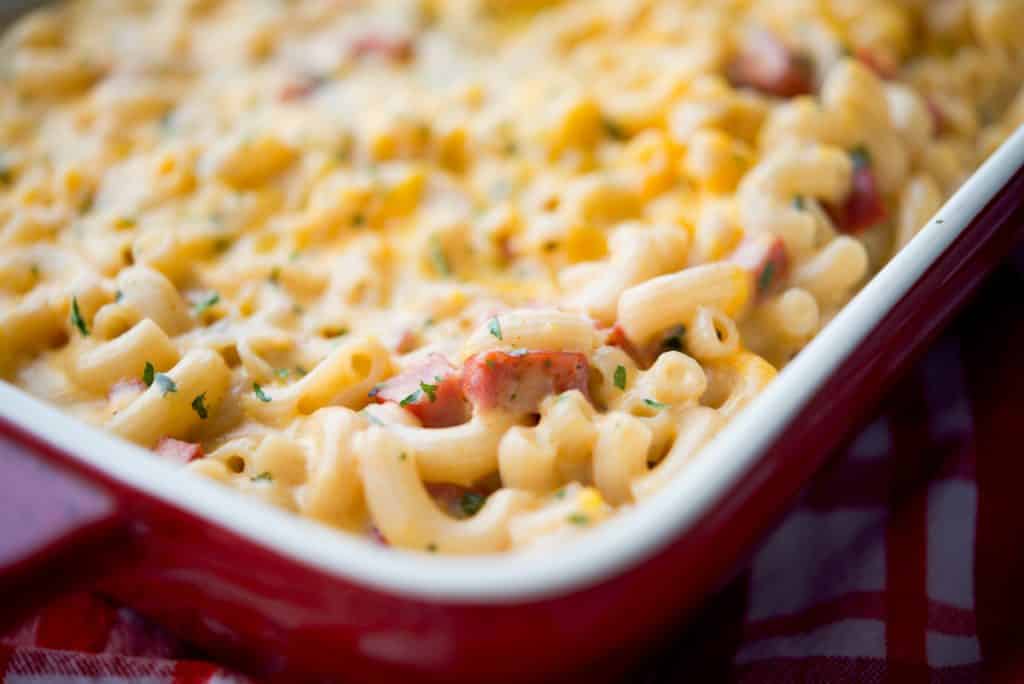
2,126,1023,605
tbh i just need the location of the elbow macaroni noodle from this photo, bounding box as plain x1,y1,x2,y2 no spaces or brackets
1,0,1021,553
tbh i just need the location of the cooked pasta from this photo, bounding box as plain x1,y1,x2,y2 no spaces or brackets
1,0,1021,554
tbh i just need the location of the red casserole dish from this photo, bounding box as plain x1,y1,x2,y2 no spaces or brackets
0,124,1021,682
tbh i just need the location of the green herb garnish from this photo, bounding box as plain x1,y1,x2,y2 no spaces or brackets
399,390,421,407
567,513,590,526
429,234,451,276
792,195,806,210
193,292,220,315
191,393,208,419
459,492,486,517
613,365,627,390
643,398,668,409
253,383,271,402
488,316,502,340
70,296,89,336
850,145,871,170
602,117,627,141
251,471,273,482
142,362,155,387
758,261,776,292
419,381,438,402
155,373,177,396
275,368,290,380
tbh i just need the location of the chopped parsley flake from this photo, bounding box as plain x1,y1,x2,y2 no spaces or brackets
850,145,872,170
115,289,124,302
459,492,486,517
643,398,668,409
792,195,806,210
758,261,776,292
613,365,627,390
275,368,290,380
70,296,89,336
602,117,627,141
191,393,208,419
154,374,177,396
251,471,273,482
554,487,567,499
567,513,590,526
253,383,271,402
193,292,220,315
488,316,503,340
352,212,366,227
429,234,451,276
142,361,155,387
0,158,11,186
399,389,421,407
419,381,438,402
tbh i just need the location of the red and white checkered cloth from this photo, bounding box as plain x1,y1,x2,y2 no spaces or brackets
4,250,1024,684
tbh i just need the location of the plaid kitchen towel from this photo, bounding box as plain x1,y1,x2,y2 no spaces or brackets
4,253,1024,683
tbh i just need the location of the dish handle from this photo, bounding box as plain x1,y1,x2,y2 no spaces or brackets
0,428,131,629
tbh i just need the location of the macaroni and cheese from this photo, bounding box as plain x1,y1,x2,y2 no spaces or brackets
1,0,1022,553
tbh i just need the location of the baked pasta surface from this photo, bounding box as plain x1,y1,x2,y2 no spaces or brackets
2,0,1022,553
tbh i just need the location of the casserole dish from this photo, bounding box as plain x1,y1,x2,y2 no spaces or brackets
6,1,1024,679
0,126,1020,682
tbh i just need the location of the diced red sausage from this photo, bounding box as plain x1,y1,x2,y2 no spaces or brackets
926,97,948,136
349,34,415,63
827,157,889,233
154,437,204,464
608,322,689,369
727,31,815,97
854,47,898,80
607,324,642,361
371,353,469,428
279,75,325,102
729,234,788,295
462,350,590,413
